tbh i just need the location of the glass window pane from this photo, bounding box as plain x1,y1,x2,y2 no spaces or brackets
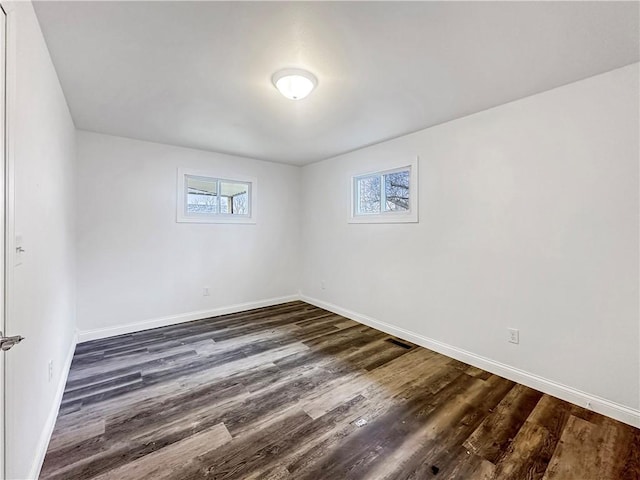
232,192,248,215
219,181,250,215
219,196,230,214
384,170,410,212
356,175,381,214
186,175,218,214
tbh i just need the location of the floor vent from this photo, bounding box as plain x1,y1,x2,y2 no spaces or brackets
385,338,413,349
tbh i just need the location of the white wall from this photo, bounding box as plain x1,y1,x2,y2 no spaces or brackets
300,64,640,420
4,2,77,478
76,131,301,337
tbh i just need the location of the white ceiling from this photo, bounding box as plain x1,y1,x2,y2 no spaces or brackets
34,1,639,165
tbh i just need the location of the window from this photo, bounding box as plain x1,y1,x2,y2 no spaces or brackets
350,159,418,223
177,169,256,223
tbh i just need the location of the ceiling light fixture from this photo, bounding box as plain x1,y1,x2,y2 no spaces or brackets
272,68,317,100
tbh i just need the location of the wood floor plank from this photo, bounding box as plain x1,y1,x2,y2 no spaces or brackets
91,423,232,480
491,420,559,480
463,383,543,463
541,415,613,480
40,302,640,480
47,420,106,452
435,446,496,480
619,428,640,480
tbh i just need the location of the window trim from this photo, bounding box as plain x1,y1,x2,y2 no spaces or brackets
349,157,419,224
176,168,257,224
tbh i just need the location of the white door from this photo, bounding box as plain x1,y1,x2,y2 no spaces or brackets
0,5,7,480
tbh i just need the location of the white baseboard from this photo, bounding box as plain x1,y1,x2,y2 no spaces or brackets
27,331,78,480
77,295,300,343
300,294,640,429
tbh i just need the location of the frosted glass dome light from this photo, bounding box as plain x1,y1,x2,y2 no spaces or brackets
272,68,317,100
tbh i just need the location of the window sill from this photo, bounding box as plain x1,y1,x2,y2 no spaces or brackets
348,212,418,224
176,215,256,224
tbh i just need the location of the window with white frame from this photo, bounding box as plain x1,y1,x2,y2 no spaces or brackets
177,169,256,223
350,159,418,223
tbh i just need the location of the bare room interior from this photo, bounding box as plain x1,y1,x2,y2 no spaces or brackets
0,1,638,479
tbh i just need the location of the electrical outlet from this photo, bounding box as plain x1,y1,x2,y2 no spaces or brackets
48,360,53,382
508,328,519,344
203,287,210,296
321,280,326,290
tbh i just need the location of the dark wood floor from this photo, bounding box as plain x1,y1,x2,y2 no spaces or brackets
40,301,639,480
